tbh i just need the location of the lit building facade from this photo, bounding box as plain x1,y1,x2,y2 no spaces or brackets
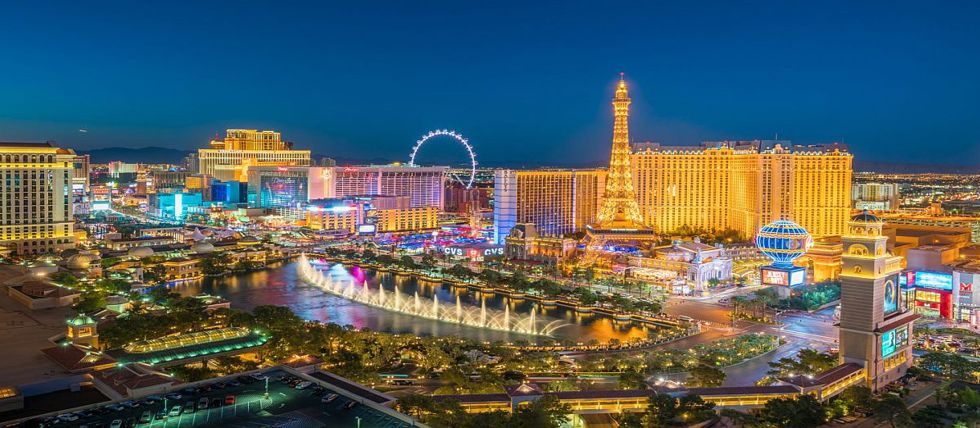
329,166,447,210
70,154,90,215
838,211,917,391
631,141,852,238
853,183,900,211
197,129,311,179
371,207,438,233
242,165,309,208
493,169,604,244
0,142,76,255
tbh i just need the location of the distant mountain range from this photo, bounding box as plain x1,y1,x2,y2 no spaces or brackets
79,146,979,174
80,147,192,164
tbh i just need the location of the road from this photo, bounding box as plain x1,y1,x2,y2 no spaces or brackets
663,297,840,386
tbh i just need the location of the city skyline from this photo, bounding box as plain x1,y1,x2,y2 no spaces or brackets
2,2,979,168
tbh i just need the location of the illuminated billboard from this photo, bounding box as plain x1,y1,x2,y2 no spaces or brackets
761,268,789,286
884,279,898,315
881,325,909,358
911,271,953,291
761,266,805,287
790,270,805,286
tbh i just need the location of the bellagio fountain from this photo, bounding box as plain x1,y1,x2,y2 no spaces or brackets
297,254,567,336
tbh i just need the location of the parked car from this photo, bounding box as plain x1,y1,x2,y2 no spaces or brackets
168,405,182,417
110,420,123,428
184,401,196,414
225,395,236,406
343,401,357,410
322,393,339,404
139,411,152,423
295,381,313,390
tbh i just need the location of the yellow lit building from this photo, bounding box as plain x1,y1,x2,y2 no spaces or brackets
306,208,359,233
0,142,77,255
197,129,311,180
631,141,852,238
371,207,438,233
493,169,605,244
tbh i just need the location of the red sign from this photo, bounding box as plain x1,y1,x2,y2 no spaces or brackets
962,282,973,292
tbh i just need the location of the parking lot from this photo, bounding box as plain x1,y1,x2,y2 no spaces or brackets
27,369,414,427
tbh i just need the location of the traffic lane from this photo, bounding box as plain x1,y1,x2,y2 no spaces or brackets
664,301,732,324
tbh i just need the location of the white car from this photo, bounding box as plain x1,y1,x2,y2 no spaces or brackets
295,381,313,390
57,414,79,422
110,420,123,428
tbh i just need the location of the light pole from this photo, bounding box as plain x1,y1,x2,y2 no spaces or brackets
264,377,269,399
356,416,362,428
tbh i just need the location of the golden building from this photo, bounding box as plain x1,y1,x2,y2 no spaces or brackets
306,208,359,233
0,142,77,255
198,129,311,179
372,207,438,233
631,141,852,238
493,169,605,244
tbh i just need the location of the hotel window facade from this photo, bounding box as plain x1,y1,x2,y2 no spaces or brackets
0,142,77,255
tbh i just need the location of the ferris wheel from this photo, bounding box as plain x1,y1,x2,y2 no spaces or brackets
407,129,477,189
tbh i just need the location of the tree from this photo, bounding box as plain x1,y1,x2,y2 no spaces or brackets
912,405,947,428
399,255,417,270
918,352,977,381
838,385,873,415
872,395,913,428
618,370,647,390
75,293,107,313
395,394,435,418
199,253,231,275
644,394,679,426
510,395,570,428
676,395,716,424
760,395,826,428
768,348,837,377
49,271,80,287
687,364,725,387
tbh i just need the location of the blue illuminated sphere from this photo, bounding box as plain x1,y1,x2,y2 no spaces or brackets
755,220,812,267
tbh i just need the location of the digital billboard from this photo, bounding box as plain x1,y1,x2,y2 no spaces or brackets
881,325,909,358
913,272,953,291
884,279,898,315
790,270,805,286
761,268,789,286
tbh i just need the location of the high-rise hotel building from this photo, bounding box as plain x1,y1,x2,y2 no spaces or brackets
198,129,311,180
631,141,852,238
0,142,77,255
312,166,448,210
493,169,605,244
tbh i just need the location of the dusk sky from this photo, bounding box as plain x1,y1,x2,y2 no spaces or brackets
1,1,978,167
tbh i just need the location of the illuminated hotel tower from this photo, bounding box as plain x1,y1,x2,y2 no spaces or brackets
838,210,917,391
585,75,657,250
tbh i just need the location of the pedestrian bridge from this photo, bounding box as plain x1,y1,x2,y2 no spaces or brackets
434,363,866,414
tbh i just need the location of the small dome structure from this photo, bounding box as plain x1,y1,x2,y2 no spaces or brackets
850,209,882,224
190,242,215,254
67,252,100,270
239,236,261,246
755,219,812,268
128,246,154,258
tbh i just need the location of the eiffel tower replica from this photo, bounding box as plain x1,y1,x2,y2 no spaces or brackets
582,75,659,263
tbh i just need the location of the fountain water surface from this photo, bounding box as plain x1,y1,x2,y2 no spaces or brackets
297,254,567,336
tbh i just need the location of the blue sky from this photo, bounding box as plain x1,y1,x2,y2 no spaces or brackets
1,1,978,166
